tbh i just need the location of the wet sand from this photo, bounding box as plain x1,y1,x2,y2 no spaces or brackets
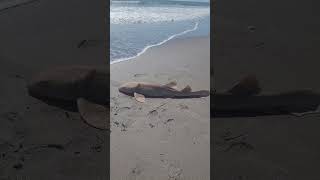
110,37,210,179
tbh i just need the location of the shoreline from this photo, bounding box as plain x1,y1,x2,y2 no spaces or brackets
110,36,210,179
110,17,210,64
111,22,200,64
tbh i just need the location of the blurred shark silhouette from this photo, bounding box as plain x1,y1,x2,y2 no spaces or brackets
118,81,210,102
27,66,109,130
212,75,320,117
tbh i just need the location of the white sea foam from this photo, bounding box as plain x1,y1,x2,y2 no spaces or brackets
111,0,141,4
110,5,209,24
111,22,199,64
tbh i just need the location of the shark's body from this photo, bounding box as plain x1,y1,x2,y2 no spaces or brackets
119,82,210,99
213,90,320,117
212,75,320,117
28,66,108,107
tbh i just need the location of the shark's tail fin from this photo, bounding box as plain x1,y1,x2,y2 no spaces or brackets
227,74,261,96
177,90,210,98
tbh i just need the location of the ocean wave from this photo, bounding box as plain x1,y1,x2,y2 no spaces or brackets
111,22,199,64
110,5,209,24
111,0,141,4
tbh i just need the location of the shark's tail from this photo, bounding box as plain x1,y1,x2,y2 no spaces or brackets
176,90,210,98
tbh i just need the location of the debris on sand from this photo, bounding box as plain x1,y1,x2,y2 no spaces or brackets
77,39,103,48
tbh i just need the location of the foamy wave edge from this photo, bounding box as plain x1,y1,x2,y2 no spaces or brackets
110,21,200,64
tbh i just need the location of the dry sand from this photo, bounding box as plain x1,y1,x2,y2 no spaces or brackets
0,0,108,179
110,37,210,180
213,0,320,179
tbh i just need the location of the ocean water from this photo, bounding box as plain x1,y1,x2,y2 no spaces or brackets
110,0,210,63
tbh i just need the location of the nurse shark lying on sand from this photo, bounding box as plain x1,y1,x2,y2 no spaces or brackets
27,66,210,130
27,66,320,130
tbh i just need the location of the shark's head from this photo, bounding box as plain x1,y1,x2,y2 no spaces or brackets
28,79,68,101
118,82,139,96
27,77,75,103
29,79,77,111
27,68,90,103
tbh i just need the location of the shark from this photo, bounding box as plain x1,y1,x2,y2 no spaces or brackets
27,66,109,130
212,75,320,117
28,65,318,126
27,65,210,129
118,81,210,102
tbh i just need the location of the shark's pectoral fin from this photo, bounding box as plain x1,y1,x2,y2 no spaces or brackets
171,86,179,90
181,85,192,93
228,74,261,96
134,92,145,103
77,98,108,130
164,81,177,88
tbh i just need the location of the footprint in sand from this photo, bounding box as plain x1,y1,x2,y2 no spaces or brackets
113,106,131,115
159,155,183,179
113,119,136,131
129,165,143,177
178,104,189,110
168,164,183,179
163,118,175,136
2,112,22,122
215,130,253,152
148,110,158,117
128,161,148,180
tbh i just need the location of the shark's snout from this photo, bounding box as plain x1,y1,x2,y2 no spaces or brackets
27,80,49,99
118,86,134,96
118,82,139,96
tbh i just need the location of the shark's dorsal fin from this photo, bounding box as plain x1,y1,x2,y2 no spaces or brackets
228,75,261,95
181,85,192,93
164,81,177,88
77,98,108,130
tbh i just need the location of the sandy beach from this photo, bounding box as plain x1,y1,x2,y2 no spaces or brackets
213,0,320,179
110,37,210,179
0,0,108,179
